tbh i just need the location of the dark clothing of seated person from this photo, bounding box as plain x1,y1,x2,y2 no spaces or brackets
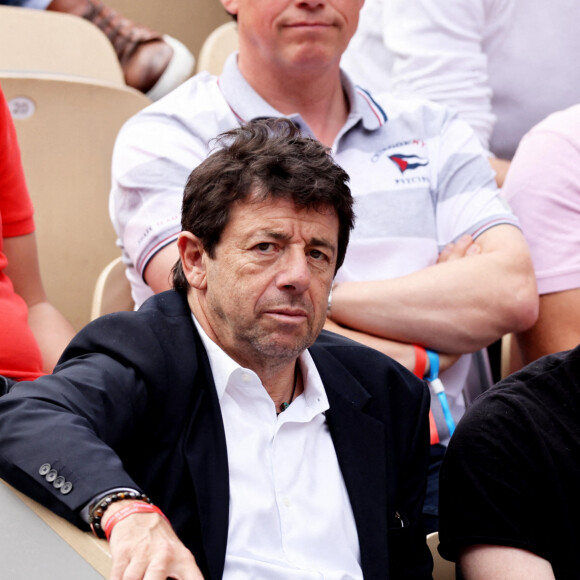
439,344,580,580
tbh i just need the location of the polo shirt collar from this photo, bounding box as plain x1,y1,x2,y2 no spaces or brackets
218,52,387,134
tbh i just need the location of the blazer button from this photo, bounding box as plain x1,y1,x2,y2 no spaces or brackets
60,481,73,495
39,463,51,476
53,476,66,489
45,469,58,483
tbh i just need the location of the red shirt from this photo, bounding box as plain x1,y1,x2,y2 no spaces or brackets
0,84,44,380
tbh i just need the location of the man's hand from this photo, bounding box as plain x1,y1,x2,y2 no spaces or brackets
437,234,480,264
105,502,203,580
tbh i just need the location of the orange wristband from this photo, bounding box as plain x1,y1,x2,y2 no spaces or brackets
412,345,427,378
103,501,169,541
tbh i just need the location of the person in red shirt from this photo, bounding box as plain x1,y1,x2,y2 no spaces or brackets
0,84,74,388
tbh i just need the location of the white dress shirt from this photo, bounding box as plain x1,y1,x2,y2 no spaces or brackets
194,317,362,580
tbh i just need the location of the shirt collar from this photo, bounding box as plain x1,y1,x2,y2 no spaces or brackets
192,314,329,412
218,52,387,135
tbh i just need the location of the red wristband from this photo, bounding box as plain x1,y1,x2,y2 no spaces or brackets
412,345,427,378
103,501,169,541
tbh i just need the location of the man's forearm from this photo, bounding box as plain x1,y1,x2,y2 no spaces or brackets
459,546,555,580
323,319,460,373
27,301,75,373
330,227,538,354
143,241,180,294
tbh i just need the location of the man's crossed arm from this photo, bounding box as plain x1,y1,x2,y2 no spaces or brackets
325,225,538,372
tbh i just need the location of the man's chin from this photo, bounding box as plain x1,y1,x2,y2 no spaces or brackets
253,332,315,360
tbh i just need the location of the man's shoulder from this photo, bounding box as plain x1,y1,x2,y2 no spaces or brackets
357,86,452,125
93,289,190,326
528,103,580,143
311,329,389,359
310,329,414,376
459,346,580,437
310,330,427,401
63,291,194,361
117,70,230,141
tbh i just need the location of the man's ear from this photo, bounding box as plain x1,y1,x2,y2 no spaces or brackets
220,0,238,18
177,232,208,289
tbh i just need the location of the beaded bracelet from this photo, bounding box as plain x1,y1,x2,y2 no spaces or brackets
89,489,151,539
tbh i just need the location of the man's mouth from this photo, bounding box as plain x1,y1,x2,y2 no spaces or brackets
265,308,309,322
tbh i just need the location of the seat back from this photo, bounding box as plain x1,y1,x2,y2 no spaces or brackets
3,73,150,330
91,256,135,320
196,21,239,75
0,479,111,579
427,532,456,580
0,6,124,85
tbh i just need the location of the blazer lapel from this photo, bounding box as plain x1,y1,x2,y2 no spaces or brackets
314,351,390,579
182,329,230,580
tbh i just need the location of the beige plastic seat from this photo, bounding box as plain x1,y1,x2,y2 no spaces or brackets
500,332,525,378
0,479,111,579
0,5,124,85
2,73,150,330
91,256,135,320
196,20,239,75
427,531,456,580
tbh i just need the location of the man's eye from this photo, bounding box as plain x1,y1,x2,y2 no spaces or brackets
255,242,274,252
309,249,327,261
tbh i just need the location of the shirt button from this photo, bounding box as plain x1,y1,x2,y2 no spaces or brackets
53,476,66,489
60,481,73,495
242,373,251,384
282,497,291,507
39,463,51,476
45,469,58,483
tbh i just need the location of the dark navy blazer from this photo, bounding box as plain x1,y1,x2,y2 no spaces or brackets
0,290,432,579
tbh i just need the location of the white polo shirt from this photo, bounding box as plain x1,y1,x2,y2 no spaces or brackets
193,317,362,580
110,53,518,441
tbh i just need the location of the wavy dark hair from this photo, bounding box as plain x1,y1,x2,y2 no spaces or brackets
172,117,354,289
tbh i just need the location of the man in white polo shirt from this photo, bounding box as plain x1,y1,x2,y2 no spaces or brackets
110,0,539,529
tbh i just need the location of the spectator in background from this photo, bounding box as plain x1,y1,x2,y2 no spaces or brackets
342,0,580,186
0,84,74,392
501,104,580,367
110,0,538,531
438,345,580,579
0,0,195,100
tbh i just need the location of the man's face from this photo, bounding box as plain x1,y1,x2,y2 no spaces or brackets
224,0,364,71
193,195,338,370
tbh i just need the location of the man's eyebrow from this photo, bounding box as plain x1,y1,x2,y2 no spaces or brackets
260,230,291,242
254,230,336,254
309,237,336,254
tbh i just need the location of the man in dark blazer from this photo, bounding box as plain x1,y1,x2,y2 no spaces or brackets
0,119,432,579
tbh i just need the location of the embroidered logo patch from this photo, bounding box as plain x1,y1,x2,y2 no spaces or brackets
388,154,429,173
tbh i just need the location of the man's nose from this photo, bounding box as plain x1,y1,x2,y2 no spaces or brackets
277,250,311,293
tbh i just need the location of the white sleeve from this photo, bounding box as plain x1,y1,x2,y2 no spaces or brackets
109,75,233,302
383,0,500,153
110,113,207,280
